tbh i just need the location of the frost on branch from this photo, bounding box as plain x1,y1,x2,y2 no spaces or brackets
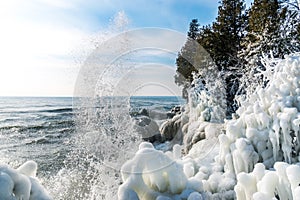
219,55,300,177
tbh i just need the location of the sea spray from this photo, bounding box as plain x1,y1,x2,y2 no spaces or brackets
46,12,140,199
47,16,191,200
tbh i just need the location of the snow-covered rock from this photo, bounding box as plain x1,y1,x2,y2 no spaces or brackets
219,55,300,176
133,115,162,142
119,54,300,200
118,142,205,200
0,160,52,200
235,162,300,200
160,114,183,142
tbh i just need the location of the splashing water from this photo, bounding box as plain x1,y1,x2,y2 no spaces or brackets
44,13,191,199
0,10,217,199
44,12,137,199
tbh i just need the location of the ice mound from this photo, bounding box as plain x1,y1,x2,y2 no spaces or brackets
180,73,226,153
118,142,205,200
156,72,225,153
0,160,51,200
218,55,300,176
235,162,300,200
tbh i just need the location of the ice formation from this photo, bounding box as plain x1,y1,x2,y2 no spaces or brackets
0,160,51,200
186,72,226,124
151,71,226,153
180,72,226,153
235,162,300,200
118,142,205,200
119,55,300,199
219,55,300,176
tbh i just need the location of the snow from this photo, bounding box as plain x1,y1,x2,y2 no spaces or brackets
235,162,300,199
187,192,203,200
118,54,300,199
118,142,205,200
221,55,300,175
0,160,51,200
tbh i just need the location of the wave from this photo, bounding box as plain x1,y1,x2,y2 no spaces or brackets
39,108,73,113
0,120,75,133
0,107,73,114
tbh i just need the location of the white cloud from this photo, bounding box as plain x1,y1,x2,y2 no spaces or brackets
0,0,93,96
0,0,221,96
113,64,182,96
35,0,75,9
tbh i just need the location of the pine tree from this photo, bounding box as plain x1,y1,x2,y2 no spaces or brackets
175,0,247,115
282,0,300,52
238,0,300,98
212,0,247,115
188,19,200,40
212,0,246,69
238,0,281,99
175,19,200,98
241,0,300,59
279,1,300,55
248,0,284,57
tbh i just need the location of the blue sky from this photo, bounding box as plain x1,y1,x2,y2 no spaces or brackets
0,0,253,97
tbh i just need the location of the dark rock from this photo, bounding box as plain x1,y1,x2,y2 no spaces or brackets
167,112,176,119
138,108,149,117
133,116,162,143
167,106,183,119
136,116,151,126
143,134,163,143
160,114,182,141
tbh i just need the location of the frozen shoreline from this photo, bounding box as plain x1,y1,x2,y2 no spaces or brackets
118,55,300,199
2,55,300,199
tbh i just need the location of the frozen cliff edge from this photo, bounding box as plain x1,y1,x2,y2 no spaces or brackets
118,54,300,199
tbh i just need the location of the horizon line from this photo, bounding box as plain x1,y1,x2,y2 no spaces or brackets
0,95,183,98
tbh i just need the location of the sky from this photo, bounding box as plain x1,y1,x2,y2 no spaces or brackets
0,0,253,97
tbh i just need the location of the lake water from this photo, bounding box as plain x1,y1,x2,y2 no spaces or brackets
0,96,184,199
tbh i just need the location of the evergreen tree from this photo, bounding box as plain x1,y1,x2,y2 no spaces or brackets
212,0,246,69
175,0,300,117
279,1,300,54
212,0,247,115
241,0,300,59
175,19,200,98
281,1,300,53
188,19,200,40
238,0,282,98
238,0,300,97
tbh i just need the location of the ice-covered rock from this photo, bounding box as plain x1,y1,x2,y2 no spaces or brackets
167,106,183,119
220,55,300,176
118,142,205,200
236,162,300,200
156,76,225,153
133,115,162,142
183,121,223,153
160,114,183,142
119,55,300,200
0,161,52,200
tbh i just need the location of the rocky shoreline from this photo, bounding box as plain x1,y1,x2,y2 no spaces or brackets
132,105,224,153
